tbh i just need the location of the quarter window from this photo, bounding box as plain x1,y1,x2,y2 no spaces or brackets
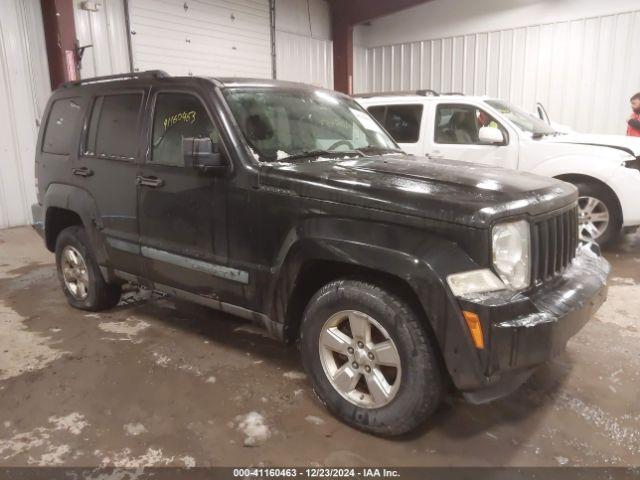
86,94,143,159
42,98,82,155
151,93,218,167
435,104,506,145
367,104,423,143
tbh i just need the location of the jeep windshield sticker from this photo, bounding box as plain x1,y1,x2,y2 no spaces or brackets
163,111,196,130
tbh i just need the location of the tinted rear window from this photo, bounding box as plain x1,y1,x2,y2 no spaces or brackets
42,98,82,155
366,104,423,143
86,94,142,160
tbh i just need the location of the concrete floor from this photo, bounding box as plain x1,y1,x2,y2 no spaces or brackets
0,226,638,468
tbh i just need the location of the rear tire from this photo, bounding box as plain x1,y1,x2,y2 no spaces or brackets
55,226,121,311
300,279,443,436
573,181,621,246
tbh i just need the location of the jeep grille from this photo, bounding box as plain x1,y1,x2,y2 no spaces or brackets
531,205,579,284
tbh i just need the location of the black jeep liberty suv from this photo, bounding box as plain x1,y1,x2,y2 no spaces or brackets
32,71,610,436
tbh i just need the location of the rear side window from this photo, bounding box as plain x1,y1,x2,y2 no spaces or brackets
85,94,143,160
42,98,82,155
366,104,423,143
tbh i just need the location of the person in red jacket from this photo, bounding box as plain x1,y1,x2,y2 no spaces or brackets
628,92,640,137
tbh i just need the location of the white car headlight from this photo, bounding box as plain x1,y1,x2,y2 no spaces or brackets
492,220,530,290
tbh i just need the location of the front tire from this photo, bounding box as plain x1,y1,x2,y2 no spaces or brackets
55,226,121,311
573,181,622,246
300,279,443,436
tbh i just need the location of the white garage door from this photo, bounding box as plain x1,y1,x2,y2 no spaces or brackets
129,0,272,78
0,0,50,229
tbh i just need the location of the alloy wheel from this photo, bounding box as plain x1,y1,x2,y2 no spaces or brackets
578,196,609,242
61,245,90,300
318,310,402,409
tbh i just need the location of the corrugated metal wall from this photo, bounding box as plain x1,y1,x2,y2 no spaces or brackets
0,0,50,229
276,30,333,88
129,0,272,77
354,10,640,135
74,0,131,78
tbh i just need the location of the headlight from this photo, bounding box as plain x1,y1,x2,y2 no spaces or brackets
624,157,640,172
492,220,530,290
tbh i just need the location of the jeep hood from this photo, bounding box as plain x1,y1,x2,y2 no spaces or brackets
260,155,577,228
545,133,640,157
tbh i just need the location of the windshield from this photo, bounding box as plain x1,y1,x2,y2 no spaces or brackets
223,87,400,162
484,99,557,136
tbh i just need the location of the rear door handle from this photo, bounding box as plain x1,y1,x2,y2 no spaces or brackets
72,167,93,177
136,175,164,188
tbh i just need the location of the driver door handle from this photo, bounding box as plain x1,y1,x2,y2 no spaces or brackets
136,175,164,188
72,167,94,177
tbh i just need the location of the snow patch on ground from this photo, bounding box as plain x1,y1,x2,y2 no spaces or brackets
206,376,216,384
305,415,325,426
48,413,88,435
153,352,171,367
0,301,66,381
123,423,147,436
283,370,307,380
98,316,150,339
97,447,175,467
151,351,204,377
234,412,271,447
0,413,88,463
29,444,70,465
180,455,196,468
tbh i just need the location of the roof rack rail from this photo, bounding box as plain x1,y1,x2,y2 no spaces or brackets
355,89,442,98
63,70,169,88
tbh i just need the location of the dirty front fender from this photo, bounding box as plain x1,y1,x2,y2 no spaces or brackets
266,217,491,389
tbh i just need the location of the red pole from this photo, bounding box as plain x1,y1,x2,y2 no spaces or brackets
40,0,78,89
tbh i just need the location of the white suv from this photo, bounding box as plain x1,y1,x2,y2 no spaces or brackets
356,92,640,245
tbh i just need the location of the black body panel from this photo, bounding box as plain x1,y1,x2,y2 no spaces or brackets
31,74,608,403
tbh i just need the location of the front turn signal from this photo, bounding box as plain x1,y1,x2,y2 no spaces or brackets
462,311,485,349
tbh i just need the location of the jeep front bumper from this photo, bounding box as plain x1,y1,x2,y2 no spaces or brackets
454,245,610,404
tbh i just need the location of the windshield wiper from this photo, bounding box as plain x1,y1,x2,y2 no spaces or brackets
356,145,404,155
277,149,360,162
267,145,403,163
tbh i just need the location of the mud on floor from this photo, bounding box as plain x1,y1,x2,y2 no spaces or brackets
0,227,639,467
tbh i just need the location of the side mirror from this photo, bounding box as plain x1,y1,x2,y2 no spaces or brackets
478,126,505,145
182,137,227,173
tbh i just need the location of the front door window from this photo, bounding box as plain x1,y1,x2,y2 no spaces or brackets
151,93,218,167
435,104,507,145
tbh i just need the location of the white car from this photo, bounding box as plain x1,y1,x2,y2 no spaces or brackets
356,92,640,245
